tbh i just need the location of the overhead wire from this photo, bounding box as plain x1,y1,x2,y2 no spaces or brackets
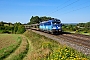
60,0,90,15
56,0,71,9
46,0,90,20
69,0,90,9
46,0,71,15
63,5,90,15
47,0,80,15
45,0,90,23
55,0,80,11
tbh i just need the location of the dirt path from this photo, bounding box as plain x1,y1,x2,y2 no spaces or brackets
4,35,28,60
23,36,33,60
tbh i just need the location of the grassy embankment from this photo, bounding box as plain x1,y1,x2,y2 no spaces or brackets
24,30,90,60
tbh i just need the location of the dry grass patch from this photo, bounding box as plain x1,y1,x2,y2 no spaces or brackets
4,35,29,60
0,34,21,59
0,34,17,50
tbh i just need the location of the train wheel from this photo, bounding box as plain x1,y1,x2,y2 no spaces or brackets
59,31,62,35
51,32,54,34
47,31,50,34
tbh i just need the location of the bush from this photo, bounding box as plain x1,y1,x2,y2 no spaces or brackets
84,31,88,33
2,30,10,34
16,25,26,34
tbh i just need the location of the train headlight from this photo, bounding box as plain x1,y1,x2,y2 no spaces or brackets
58,27,60,29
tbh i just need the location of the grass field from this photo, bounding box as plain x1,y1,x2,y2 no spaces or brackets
4,35,29,60
64,30,90,35
0,31,90,60
0,34,20,49
0,34,22,59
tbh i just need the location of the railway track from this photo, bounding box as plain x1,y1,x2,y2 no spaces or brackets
31,30,90,55
63,33,90,40
58,34,90,49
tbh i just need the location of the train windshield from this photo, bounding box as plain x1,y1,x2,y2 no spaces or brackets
52,22,60,25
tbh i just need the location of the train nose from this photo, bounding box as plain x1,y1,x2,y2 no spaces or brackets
56,26,61,29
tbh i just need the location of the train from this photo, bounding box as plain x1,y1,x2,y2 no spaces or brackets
30,18,62,34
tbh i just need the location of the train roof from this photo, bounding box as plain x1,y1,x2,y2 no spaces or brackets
40,19,61,24
40,21,47,23
47,19,61,22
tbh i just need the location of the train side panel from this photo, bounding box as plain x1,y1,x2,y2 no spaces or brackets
39,19,62,34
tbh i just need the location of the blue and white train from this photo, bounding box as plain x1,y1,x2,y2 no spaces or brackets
39,19,62,34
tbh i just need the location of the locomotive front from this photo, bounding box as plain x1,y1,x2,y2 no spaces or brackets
51,19,62,34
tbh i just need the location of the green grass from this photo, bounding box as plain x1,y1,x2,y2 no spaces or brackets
24,30,60,60
11,40,29,60
79,32,90,35
24,30,90,60
0,34,22,60
4,35,29,60
0,30,3,33
64,30,90,36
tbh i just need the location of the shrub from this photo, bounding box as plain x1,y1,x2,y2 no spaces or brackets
2,30,10,34
16,25,26,34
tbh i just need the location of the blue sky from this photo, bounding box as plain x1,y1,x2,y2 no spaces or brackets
0,0,90,23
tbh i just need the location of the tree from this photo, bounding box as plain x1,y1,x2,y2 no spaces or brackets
0,21,4,26
8,22,12,26
29,16,52,24
0,26,5,30
85,22,90,28
77,23,85,27
14,22,21,33
30,16,40,24
40,16,51,22
17,25,26,34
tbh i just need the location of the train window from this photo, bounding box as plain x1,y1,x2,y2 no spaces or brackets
52,22,60,24
40,23,43,26
53,19,61,22
47,22,51,25
43,22,46,25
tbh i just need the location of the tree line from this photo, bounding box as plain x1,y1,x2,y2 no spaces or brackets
77,22,90,28
62,22,90,33
28,16,52,24
0,21,25,34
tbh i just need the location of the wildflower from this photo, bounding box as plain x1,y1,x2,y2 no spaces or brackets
82,58,88,60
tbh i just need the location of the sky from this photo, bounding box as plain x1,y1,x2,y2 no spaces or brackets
0,0,90,23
